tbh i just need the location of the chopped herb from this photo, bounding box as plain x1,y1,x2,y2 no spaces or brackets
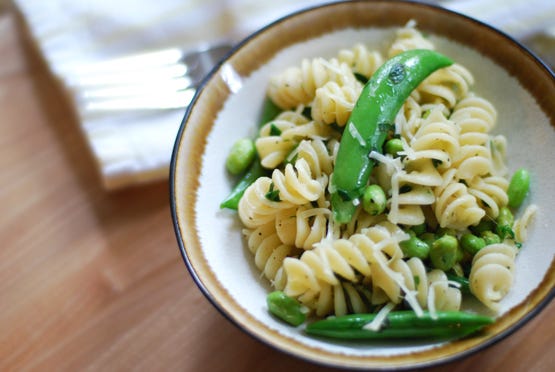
269,123,282,136
265,183,281,202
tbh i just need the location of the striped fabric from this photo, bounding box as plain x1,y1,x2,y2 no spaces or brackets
12,0,555,189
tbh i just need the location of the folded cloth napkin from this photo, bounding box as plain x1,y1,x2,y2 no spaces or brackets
13,0,555,190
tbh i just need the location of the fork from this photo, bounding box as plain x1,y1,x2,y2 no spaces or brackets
67,42,234,114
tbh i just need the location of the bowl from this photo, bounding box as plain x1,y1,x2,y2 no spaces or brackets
170,1,555,369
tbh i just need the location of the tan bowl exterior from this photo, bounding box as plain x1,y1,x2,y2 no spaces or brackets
171,1,555,369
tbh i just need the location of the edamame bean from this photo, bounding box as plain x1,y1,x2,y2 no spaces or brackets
225,138,256,175
430,235,459,271
361,184,387,215
496,206,515,239
384,138,404,157
481,230,501,245
507,168,530,208
460,233,486,255
400,236,430,259
266,291,306,327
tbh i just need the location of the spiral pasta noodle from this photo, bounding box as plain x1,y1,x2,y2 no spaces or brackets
450,95,498,179
417,64,474,108
433,169,485,229
256,110,332,168
469,243,518,311
467,175,509,219
267,57,358,109
312,81,362,126
393,258,462,312
238,176,294,229
271,158,325,205
388,22,435,57
386,109,459,225
338,43,384,79
243,222,296,289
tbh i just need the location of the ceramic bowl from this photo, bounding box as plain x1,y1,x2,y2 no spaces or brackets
170,1,555,369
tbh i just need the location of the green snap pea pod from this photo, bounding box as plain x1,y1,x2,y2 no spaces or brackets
266,291,306,327
220,158,268,209
225,138,256,175
507,168,531,208
305,311,493,340
330,49,453,223
220,98,281,210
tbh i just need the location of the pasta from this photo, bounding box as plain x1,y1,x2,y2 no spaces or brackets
230,23,536,322
469,243,518,311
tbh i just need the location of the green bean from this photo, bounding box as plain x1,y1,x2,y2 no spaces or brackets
361,184,387,215
225,138,256,175
430,234,459,271
446,273,471,294
330,50,453,223
220,97,281,210
266,291,306,327
305,311,493,340
384,138,404,157
220,158,268,209
400,236,430,259
507,168,531,209
460,233,486,256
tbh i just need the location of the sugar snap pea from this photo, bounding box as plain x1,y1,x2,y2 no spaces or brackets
305,311,493,340
267,291,306,327
220,98,281,210
225,138,256,175
330,49,453,223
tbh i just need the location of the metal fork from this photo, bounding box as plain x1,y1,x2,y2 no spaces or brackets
67,42,234,114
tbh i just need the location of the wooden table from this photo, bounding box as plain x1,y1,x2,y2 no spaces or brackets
1,8,553,372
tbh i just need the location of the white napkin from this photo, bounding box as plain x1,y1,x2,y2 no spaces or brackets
13,0,555,189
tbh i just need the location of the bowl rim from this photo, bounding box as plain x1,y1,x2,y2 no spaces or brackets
170,0,555,369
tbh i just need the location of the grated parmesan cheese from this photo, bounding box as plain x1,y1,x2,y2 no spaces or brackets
348,122,366,147
363,302,395,331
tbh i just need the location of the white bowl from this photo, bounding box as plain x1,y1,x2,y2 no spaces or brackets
170,1,555,369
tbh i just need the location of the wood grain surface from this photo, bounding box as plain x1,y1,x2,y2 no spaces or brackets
1,9,553,372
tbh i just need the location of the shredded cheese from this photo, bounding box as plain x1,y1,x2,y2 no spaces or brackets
363,302,395,331
348,122,366,147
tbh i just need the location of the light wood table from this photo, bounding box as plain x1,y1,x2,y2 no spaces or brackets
1,9,553,372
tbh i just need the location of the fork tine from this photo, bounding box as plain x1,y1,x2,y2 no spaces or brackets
80,88,196,113
73,42,233,113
